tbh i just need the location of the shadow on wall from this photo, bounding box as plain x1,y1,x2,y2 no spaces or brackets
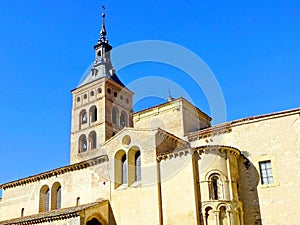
238,155,262,225
108,202,117,225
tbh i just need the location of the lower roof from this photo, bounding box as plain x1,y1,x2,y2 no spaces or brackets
0,200,107,225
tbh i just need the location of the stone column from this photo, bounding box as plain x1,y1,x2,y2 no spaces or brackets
203,212,207,225
214,210,220,225
227,210,237,225
239,210,244,225
226,152,233,201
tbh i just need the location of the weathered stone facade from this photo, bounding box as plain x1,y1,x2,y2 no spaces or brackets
0,11,299,225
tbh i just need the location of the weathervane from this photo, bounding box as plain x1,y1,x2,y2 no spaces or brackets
101,5,106,14
100,5,107,38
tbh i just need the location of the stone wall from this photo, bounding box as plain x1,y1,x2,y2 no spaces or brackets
190,111,300,225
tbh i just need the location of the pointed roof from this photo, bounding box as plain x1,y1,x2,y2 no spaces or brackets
77,64,125,88
77,8,124,88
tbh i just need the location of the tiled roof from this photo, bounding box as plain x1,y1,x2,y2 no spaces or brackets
0,200,107,225
0,155,108,190
133,97,212,122
186,107,300,141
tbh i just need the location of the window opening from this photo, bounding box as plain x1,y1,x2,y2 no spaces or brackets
259,160,274,184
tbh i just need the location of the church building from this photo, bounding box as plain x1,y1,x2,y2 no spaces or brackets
0,11,299,225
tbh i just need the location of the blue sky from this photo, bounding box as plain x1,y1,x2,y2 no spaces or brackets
0,0,299,188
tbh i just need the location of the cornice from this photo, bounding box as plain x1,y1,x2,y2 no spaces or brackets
133,97,211,122
0,201,106,225
186,107,300,142
196,145,241,158
186,123,232,141
0,212,78,225
73,96,104,110
157,145,241,161
0,155,108,190
157,148,194,161
156,128,190,149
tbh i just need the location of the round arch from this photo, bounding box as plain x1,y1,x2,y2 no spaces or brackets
86,218,103,225
128,146,141,185
51,181,62,210
114,150,127,188
205,169,227,181
86,214,107,225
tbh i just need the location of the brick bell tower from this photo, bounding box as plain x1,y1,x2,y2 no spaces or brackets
70,10,133,164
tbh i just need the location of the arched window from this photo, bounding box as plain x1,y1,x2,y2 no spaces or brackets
79,134,87,153
112,107,118,125
114,150,127,189
205,207,214,225
219,206,228,225
89,106,97,123
51,182,62,210
135,151,141,181
39,185,50,213
89,131,97,150
21,208,24,217
120,111,127,128
128,148,141,186
79,110,87,128
57,186,61,209
122,154,128,184
209,174,222,200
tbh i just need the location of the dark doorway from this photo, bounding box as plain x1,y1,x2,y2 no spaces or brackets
86,218,102,225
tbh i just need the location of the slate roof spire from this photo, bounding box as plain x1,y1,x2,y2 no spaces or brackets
77,6,124,87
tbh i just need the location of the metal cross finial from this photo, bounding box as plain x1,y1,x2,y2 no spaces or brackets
101,5,106,16
168,88,175,102
100,5,107,37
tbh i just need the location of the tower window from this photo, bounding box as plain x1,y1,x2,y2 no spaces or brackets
112,107,118,125
114,92,118,97
259,160,274,185
80,110,87,127
79,135,87,153
126,98,129,104
120,95,123,100
90,91,94,96
76,97,81,102
107,88,111,94
89,106,97,123
97,87,102,93
21,208,24,217
89,131,97,150
120,111,127,128
84,94,87,99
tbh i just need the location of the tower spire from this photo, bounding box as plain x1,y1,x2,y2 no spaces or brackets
93,5,112,64
100,6,107,38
